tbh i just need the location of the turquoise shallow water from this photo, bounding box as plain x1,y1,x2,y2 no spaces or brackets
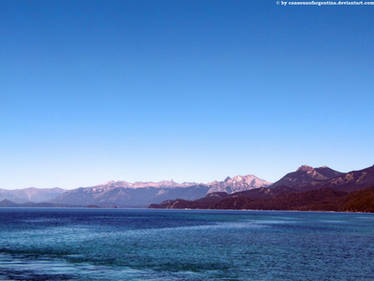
0,208,373,280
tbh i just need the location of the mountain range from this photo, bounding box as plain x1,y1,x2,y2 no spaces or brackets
0,174,270,207
150,165,374,212
2,164,373,211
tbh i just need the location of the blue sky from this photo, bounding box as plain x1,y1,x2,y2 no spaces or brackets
1,0,373,189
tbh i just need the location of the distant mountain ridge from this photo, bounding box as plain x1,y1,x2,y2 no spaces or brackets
0,174,270,207
90,180,198,189
51,174,270,207
0,187,65,203
51,184,211,207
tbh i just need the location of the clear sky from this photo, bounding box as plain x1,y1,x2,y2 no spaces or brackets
1,0,373,189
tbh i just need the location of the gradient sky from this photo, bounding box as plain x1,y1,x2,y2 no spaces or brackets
1,0,373,189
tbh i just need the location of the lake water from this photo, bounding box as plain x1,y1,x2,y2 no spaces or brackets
0,208,373,280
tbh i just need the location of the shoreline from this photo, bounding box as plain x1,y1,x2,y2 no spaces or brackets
0,206,373,214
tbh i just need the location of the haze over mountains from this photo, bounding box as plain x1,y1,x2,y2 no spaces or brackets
0,187,64,203
0,174,270,207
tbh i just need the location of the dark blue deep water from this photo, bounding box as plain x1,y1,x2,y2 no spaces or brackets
0,208,373,280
